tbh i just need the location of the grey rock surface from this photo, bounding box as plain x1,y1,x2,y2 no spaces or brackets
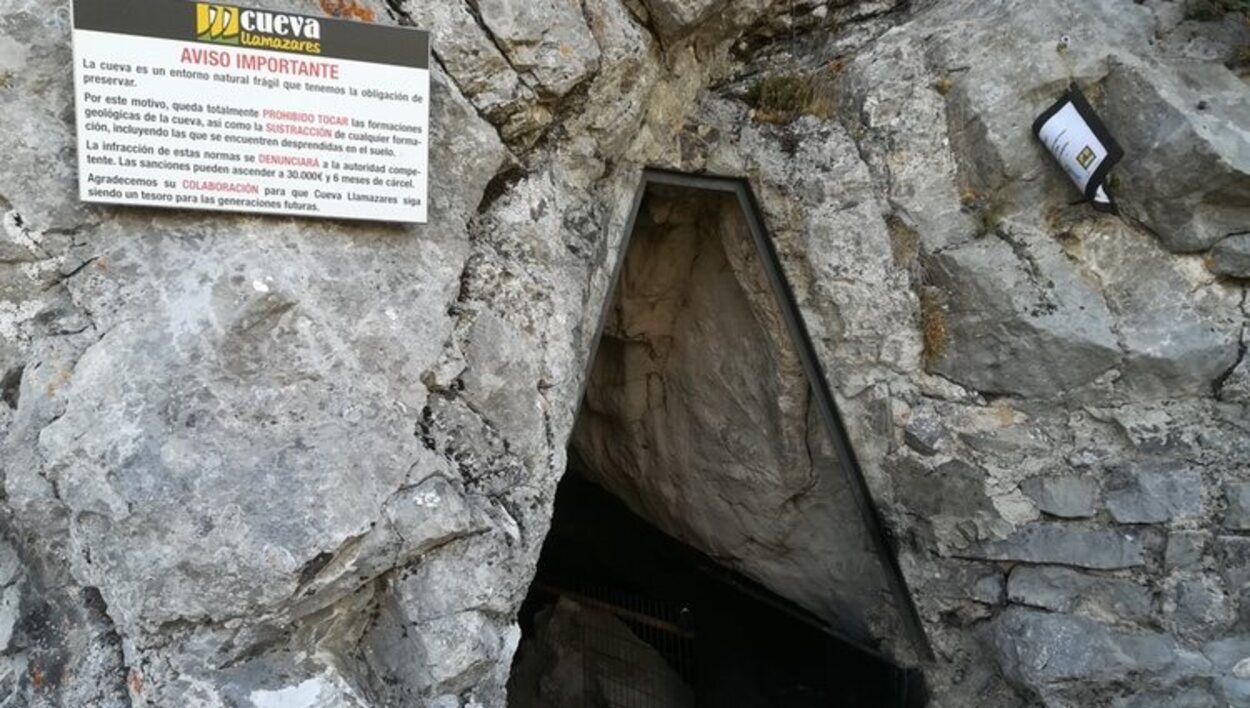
1101,60,1250,254
1008,566,1152,624
1210,234,1250,279
1227,483,1250,531
0,0,1246,706
639,0,727,42
925,232,1121,398
1020,475,1098,519
1166,531,1210,571
992,608,1211,700
473,0,602,98
968,524,1146,570
1104,461,1204,524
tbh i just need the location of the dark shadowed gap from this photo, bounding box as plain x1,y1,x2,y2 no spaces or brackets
508,171,929,707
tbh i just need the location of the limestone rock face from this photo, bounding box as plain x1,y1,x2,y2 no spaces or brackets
0,0,1247,706
1100,60,1250,254
472,0,602,98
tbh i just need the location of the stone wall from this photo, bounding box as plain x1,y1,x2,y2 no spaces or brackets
0,0,1247,706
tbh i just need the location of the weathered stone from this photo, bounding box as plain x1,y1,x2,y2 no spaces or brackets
1202,635,1250,673
1221,354,1250,403
837,28,975,254
399,0,525,116
1104,461,1203,524
904,414,947,456
1020,475,1098,519
1209,234,1250,279
0,582,18,653
1101,60,1250,254
1,0,1247,705
1113,686,1220,708
473,0,602,98
968,524,1146,570
1067,220,1243,397
639,0,729,42
1224,483,1250,531
1217,536,1250,594
1166,531,1209,570
925,230,1121,397
1008,566,1152,623
918,561,1005,606
1217,677,1250,706
897,459,994,520
1163,575,1235,638
1156,9,1250,64
992,607,1211,692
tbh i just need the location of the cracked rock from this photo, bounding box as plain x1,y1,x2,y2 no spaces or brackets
1007,566,1152,624
472,0,602,98
969,523,1146,569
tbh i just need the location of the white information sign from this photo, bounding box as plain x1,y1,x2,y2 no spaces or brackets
1033,85,1124,214
72,0,431,223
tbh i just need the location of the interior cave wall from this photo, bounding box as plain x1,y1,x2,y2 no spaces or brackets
571,185,906,650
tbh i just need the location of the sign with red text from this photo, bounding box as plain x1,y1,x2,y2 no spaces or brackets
71,0,430,223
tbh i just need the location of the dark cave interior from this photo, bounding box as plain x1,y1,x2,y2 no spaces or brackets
508,466,926,708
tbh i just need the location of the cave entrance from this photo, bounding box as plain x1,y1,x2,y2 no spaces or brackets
509,171,929,707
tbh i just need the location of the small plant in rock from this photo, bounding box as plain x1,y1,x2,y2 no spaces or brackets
918,287,950,365
960,188,1009,239
747,72,836,124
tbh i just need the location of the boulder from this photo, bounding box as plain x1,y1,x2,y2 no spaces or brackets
1065,220,1243,397
925,232,1120,397
1100,60,1250,253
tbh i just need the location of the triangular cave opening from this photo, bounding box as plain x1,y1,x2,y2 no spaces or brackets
509,173,928,708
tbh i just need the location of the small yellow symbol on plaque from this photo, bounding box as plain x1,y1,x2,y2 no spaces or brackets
1076,146,1096,170
197,4,241,44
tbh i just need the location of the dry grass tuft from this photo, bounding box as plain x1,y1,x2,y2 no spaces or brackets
919,287,950,364
886,215,921,269
747,72,837,124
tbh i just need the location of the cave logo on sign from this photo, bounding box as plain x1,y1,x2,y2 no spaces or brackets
1076,146,1096,170
196,4,241,44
